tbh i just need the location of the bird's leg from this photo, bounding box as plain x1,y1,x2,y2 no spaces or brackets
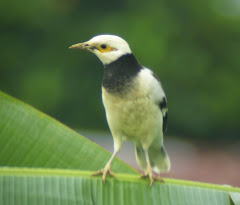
140,148,154,186
92,150,118,183
92,137,122,183
140,148,163,186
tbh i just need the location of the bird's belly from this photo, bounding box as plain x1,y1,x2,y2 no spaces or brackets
104,96,161,143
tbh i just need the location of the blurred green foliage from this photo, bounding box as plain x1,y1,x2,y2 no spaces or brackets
1,0,240,141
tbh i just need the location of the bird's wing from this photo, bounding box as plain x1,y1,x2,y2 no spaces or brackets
159,97,168,133
137,68,168,134
152,73,168,133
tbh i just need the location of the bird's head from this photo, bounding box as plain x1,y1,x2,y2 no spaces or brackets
69,35,132,65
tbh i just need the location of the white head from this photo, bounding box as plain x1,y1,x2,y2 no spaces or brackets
69,35,132,65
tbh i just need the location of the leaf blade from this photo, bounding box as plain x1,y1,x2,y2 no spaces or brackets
0,91,136,174
1,167,239,205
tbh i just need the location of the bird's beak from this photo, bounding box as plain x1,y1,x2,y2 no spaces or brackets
69,41,96,51
69,42,87,50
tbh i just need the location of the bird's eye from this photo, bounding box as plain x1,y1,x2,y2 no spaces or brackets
101,44,107,49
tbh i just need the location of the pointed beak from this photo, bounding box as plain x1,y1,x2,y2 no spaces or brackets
69,42,89,50
69,41,98,52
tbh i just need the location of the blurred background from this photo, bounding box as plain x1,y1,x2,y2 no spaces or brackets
1,0,239,186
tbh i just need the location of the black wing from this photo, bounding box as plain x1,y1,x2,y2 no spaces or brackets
159,97,168,133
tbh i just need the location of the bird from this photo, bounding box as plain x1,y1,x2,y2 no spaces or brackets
69,34,170,186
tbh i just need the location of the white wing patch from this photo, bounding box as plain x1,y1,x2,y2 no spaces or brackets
137,68,168,133
137,68,166,104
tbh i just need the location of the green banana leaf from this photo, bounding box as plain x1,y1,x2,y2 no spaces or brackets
1,168,240,205
0,91,136,173
0,91,239,205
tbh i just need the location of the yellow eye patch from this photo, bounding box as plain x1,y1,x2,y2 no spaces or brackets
98,44,117,53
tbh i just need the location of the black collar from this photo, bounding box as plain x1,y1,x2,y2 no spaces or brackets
102,53,142,94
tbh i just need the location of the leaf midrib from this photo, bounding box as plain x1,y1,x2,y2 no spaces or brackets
1,167,239,193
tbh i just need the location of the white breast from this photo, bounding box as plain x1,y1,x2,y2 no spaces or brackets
102,68,165,147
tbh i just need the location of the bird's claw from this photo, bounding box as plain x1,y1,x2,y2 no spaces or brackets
92,167,115,183
140,173,164,186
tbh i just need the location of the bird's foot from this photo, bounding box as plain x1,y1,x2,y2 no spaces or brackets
92,165,115,184
140,171,164,186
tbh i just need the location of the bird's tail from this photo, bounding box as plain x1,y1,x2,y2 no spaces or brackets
135,143,170,173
